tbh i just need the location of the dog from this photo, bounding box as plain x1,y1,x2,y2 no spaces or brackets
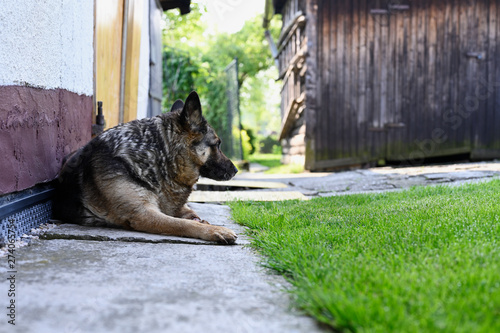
52,91,238,244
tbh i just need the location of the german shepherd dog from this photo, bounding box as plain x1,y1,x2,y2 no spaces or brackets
53,91,238,244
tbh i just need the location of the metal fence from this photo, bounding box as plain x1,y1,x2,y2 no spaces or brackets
223,58,243,161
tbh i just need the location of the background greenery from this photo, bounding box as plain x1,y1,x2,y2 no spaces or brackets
248,153,304,174
162,3,282,156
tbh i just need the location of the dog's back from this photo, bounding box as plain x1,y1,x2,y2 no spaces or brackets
54,112,189,225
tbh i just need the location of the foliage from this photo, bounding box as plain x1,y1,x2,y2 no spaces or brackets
258,134,280,154
248,153,282,169
162,48,197,110
248,154,304,174
163,3,207,54
240,67,282,136
230,180,500,332
162,3,282,145
203,15,281,86
244,128,257,155
264,161,304,174
198,69,228,134
240,129,253,160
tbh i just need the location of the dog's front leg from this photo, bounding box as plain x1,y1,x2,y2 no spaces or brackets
176,205,210,224
130,204,237,244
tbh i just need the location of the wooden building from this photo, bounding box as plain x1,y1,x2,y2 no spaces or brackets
265,0,500,170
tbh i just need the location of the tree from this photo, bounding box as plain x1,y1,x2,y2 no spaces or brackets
162,3,282,154
203,15,280,87
240,66,281,136
163,3,207,54
162,48,197,110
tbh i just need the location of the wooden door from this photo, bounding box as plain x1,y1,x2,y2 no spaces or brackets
122,0,144,124
385,0,473,163
95,0,124,129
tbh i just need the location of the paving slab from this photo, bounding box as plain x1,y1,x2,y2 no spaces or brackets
196,177,288,189
44,204,250,246
235,161,500,197
371,161,500,175
41,223,250,246
0,203,324,333
189,190,307,203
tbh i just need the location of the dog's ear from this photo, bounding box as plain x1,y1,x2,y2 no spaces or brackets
170,99,184,112
180,91,206,132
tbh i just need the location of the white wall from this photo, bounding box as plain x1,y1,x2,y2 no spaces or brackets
0,0,94,96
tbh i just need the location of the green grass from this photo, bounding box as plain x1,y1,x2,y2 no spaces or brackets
248,153,304,174
230,180,500,332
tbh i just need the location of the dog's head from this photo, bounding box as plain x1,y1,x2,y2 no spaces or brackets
172,91,238,181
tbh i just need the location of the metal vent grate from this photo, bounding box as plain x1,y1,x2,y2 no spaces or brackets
0,187,54,242
1,201,52,241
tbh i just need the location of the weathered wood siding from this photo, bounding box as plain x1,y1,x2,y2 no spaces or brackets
276,0,307,164
311,0,500,169
278,0,500,170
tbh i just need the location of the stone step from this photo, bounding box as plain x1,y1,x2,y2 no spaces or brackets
189,190,307,203
196,178,288,189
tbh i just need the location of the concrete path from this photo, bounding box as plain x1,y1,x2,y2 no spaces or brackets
0,204,323,333
236,161,500,197
1,161,499,332
187,161,500,203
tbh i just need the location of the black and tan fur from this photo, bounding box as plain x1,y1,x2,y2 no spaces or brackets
53,92,238,244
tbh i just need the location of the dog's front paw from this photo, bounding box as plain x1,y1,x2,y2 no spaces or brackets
210,226,237,245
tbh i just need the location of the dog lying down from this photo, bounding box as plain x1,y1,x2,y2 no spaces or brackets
53,91,238,244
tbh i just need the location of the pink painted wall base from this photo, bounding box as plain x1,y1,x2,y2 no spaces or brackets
0,85,92,194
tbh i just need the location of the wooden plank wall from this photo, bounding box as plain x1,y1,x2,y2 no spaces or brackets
123,0,145,124
95,0,124,129
95,0,148,128
305,0,500,170
277,0,308,164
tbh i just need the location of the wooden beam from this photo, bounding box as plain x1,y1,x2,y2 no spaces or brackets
304,0,318,171
277,13,306,53
159,0,191,13
123,0,144,123
279,92,305,140
278,44,306,79
95,0,124,129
